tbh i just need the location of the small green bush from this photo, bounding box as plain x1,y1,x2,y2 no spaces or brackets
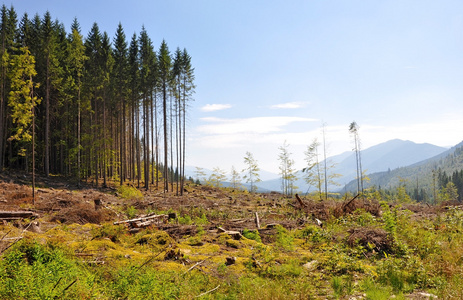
243,229,262,243
275,225,294,251
117,185,143,200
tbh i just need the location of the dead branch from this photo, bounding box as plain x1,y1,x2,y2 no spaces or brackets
194,285,221,298
183,260,204,275
113,214,168,225
295,194,306,208
135,248,166,271
341,194,359,212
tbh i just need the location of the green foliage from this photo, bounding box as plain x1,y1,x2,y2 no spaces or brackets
262,258,303,279
193,213,209,225
278,140,298,196
117,185,143,200
7,46,41,154
275,225,294,251
242,151,261,193
380,201,397,238
361,278,394,300
243,229,262,243
125,206,138,219
298,224,331,244
208,166,227,188
91,223,126,242
377,256,428,293
331,275,354,299
0,239,86,299
176,214,192,225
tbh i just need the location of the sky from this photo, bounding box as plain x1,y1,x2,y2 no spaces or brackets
5,0,463,175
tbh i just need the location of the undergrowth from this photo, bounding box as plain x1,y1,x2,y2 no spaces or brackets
1,186,463,299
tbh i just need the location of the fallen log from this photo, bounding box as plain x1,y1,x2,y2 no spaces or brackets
0,211,38,219
113,214,168,225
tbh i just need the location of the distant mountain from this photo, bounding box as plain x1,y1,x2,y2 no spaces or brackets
332,139,447,187
185,139,450,194
343,140,463,195
257,139,448,193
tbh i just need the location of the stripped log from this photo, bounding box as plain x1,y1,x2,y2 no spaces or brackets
113,214,168,226
255,212,260,229
0,211,39,220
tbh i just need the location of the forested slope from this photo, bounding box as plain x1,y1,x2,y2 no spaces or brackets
0,5,195,193
344,140,463,202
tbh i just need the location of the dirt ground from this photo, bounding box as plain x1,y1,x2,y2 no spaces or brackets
0,171,446,247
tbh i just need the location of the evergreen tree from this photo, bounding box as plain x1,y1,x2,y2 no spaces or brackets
39,11,63,176
0,5,19,170
100,31,114,187
84,22,104,185
209,167,227,188
139,27,155,190
112,22,128,185
230,166,242,190
242,151,261,193
158,40,171,192
278,140,298,196
0,5,195,193
66,18,87,182
303,138,322,198
128,33,139,185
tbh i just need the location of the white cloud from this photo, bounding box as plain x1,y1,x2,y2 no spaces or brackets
270,101,308,109
197,116,317,135
200,104,232,112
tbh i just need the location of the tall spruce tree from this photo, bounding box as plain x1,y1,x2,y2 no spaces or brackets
128,33,140,186
112,23,128,185
158,40,171,192
66,18,87,183
0,5,19,170
84,22,103,185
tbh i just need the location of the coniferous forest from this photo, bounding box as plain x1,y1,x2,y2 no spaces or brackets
0,5,195,193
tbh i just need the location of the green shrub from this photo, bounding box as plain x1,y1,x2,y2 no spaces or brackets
193,213,209,225
275,225,294,251
377,256,428,293
125,206,138,219
361,278,394,300
298,224,330,244
243,229,262,243
117,185,143,200
331,276,354,299
177,215,192,225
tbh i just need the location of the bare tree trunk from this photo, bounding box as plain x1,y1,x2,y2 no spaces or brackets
77,86,81,187
150,90,155,186
144,95,149,190
170,95,174,192
322,123,328,201
32,80,36,205
155,93,159,188
136,100,141,188
163,83,168,192
102,92,107,188
94,95,99,187
120,97,125,185
45,56,50,177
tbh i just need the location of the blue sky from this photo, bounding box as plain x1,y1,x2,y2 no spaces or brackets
6,0,463,174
